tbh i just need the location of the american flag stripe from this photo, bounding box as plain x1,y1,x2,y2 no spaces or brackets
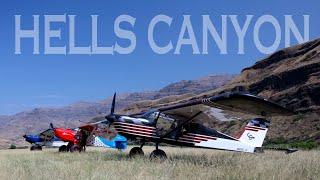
178,137,201,143
177,139,196,144
117,130,157,138
182,134,210,141
115,127,156,135
186,133,217,140
113,122,156,130
114,124,156,132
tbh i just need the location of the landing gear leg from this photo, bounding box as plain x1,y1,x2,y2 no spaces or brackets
140,141,145,149
150,143,167,160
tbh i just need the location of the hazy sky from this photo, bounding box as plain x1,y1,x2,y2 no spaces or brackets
0,0,319,115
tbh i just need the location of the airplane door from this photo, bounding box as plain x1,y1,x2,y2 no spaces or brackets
156,113,177,137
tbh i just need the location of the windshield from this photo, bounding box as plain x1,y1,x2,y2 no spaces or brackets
140,110,174,121
141,110,159,121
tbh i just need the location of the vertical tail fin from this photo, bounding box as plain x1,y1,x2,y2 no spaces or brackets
237,118,270,147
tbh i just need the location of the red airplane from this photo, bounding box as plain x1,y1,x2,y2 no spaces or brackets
50,121,127,152
51,124,87,152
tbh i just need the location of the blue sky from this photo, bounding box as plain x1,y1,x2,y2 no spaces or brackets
0,0,319,115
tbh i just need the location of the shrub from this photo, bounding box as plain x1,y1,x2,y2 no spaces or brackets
9,144,16,149
290,140,318,150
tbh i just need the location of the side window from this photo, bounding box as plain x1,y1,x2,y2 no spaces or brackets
149,112,159,120
156,113,177,136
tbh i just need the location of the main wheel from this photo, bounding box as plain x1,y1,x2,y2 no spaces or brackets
36,145,43,151
70,145,81,153
150,149,167,160
30,145,36,151
129,147,144,158
58,145,68,152
30,145,42,151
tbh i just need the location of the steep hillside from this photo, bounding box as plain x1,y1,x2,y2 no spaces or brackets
121,39,320,144
210,38,320,113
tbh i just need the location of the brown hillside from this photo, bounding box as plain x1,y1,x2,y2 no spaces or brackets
121,39,320,144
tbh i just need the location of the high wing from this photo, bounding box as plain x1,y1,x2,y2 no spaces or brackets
158,92,295,122
39,129,55,141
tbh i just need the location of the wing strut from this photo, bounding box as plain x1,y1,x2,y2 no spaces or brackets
159,111,203,140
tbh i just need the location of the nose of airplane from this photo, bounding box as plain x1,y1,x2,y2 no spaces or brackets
54,128,63,134
105,114,117,123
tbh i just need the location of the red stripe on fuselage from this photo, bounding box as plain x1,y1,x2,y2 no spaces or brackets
113,122,156,129
114,124,156,132
178,137,201,143
186,133,217,140
182,134,209,141
117,130,157,138
245,126,266,130
115,127,156,135
244,128,259,132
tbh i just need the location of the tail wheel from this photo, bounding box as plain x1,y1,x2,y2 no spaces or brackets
150,149,167,161
129,147,144,158
58,145,68,152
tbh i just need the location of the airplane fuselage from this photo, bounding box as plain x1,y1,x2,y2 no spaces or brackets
23,134,67,147
111,115,259,153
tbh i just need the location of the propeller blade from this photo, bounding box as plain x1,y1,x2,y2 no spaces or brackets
110,92,116,115
105,93,117,124
49,123,54,129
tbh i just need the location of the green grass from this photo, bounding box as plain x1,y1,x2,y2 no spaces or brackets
265,138,319,150
0,146,319,180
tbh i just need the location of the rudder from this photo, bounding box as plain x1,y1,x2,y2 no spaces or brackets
237,118,270,147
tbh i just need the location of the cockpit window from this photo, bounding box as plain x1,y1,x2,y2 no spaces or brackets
156,113,177,136
141,110,159,120
140,110,176,125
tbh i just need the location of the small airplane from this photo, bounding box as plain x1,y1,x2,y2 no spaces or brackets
51,122,127,152
23,129,67,151
102,92,295,159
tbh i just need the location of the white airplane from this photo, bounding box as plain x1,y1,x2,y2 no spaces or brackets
101,92,295,159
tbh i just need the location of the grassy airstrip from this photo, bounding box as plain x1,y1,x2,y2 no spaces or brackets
0,146,319,180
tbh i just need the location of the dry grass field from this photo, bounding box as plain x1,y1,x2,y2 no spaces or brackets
0,146,319,180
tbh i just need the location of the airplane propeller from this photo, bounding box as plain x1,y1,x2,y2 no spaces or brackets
105,93,117,124
49,123,55,130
